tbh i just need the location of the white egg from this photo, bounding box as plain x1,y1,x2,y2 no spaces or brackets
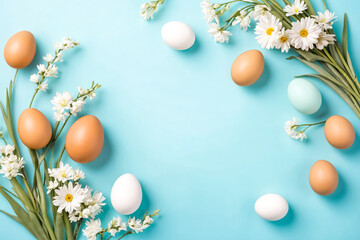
254,193,289,221
161,21,195,50
111,173,142,215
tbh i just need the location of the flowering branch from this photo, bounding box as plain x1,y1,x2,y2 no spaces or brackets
140,0,165,20
284,117,326,141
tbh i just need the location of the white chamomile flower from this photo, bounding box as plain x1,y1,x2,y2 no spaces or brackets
316,31,336,50
50,162,74,183
201,0,218,23
47,180,59,194
232,10,251,31
128,217,144,233
53,182,86,213
275,28,291,52
208,22,232,43
43,53,54,62
283,0,307,17
51,91,73,113
83,219,102,240
284,118,306,141
38,81,48,92
255,15,282,49
288,17,321,51
313,9,337,30
250,5,272,21
30,74,40,83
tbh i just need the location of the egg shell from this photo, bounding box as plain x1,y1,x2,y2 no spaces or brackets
161,21,195,50
309,160,338,196
288,78,322,115
254,193,289,221
111,173,142,215
4,31,36,69
18,108,52,149
231,50,264,86
65,115,104,164
324,115,355,149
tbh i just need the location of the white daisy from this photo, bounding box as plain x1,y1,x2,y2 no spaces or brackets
72,169,85,181
49,162,74,183
255,15,282,49
53,182,86,213
208,22,232,43
47,180,59,194
316,31,336,50
232,10,251,31
275,28,291,52
250,5,272,21
313,9,337,30
283,0,307,17
288,17,321,50
83,219,102,240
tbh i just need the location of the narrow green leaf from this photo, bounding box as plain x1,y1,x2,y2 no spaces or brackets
296,50,331,63
55,212,64,240
304,0,316,15
295,57,339,83
328,44,345,70
0,210,36,238
342,13,348,55
63,212,74,240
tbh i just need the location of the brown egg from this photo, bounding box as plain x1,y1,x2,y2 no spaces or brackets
324,115,355,149
4,31,36,69
309,160,338,196
231,50,264,86
18,108,52,149
65,115,104,164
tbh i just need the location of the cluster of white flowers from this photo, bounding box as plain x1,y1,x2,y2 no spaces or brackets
29,37,80,93
51,83,100,122
284,118,307,141
0,145,25,179
140,0,164,20
202,0,337,52
83,210,159,240
48,162,106,222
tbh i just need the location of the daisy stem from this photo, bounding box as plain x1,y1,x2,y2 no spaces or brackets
293,120,326,133
73,218,83,240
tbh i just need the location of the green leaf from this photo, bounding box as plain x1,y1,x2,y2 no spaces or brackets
0,210,36,238
304,0,316,15
295,50,331,63
328,44,345,70
63,212,74,240
342,13,348,55
295,57,338,83
55,212,64,240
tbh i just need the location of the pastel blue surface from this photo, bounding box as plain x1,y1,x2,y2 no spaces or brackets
1,0,360,239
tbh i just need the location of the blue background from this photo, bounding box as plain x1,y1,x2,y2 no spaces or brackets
1,0,360,239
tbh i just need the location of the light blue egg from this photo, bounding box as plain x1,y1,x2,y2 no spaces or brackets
288,78,322,115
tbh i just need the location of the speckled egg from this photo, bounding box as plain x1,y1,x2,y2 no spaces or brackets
65,115,104,164
18,108,52,149
4,31,36,69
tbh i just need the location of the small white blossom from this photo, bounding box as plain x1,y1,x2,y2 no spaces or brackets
284,118,307,141
38,81,48,92
37,64,47,75
316,31,336,50
283,0,307,16
107,217,127,236
30,74,40,83
232,10,251,31
47,180,59,194
250,5,272,21
43,53,54,62
313,10,337,30
70,99,85,116
49,162,74,183
0,146,25,180
89,92,96,100
275,28,291,52
201,0,218,23
83,219,102,240
140,1,163,20
208,22,232,43
128,217,144,233
44,64,58,77
51,91,73,113
72,169,85,181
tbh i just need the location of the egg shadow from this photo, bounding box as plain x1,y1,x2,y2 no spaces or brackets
177,36,201,55
270,204,295,227
86,127,113,169
245,61,271,91
311,94,330,119
326,171,347,201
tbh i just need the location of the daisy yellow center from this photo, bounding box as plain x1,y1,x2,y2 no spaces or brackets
266,28,274,36
61,171,66,178
65,194,73,202
60,100,68,107
294,8,299,13
300,29,308,37
280,36,288,43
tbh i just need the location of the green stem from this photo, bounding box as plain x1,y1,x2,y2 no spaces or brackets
118,230,133,240
73,218,83,240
